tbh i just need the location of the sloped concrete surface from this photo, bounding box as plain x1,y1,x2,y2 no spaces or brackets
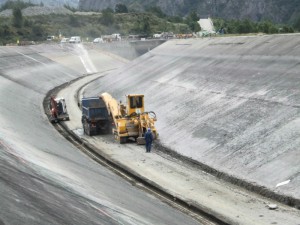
83,34,300,200
0,45,200,225
57,73,300,225
1,35,299,224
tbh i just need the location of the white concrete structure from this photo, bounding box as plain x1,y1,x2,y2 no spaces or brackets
198,17,216,35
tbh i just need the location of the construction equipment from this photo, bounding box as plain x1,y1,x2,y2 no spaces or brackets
81,97,111,136
100,93,158,144
49,96,69,123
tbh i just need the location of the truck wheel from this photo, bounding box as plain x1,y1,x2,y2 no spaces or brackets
106,124,111,134
120,137,127,144
83,121,87,135
87,124,91,136
83,125,86,134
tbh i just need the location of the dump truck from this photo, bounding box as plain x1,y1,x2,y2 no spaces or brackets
49,96,69,123
81,97,111,136
100,93,158,144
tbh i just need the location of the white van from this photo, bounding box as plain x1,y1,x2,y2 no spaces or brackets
69,36,81,43
47,36,55,41
93,37,104,43
60,38,69,43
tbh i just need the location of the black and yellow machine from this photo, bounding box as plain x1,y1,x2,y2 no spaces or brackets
100,93,158,144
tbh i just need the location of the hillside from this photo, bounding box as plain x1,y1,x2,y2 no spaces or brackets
1,0,299,24
0,0,79,8
79,0,300,24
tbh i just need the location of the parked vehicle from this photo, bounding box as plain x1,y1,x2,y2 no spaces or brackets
69,36,81,43
153,33,162,38
81,97,111,136
60,38,69,43
100,93,158,144
102,33,121,42
49,96,69,123
47,36,55,41
93,37,104,43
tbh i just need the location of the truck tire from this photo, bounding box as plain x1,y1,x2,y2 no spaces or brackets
120,137,127,144
87,124,91,136
83,125,86,135
106,122,111,134
83,119,87,135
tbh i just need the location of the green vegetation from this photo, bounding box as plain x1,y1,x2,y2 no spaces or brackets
145,6,166,19
213,18,295,34
294,16,300,31
0,1,298,46
115,4,128,13
184,11,201,32
12,7,23,28
0,1,191,45
63,4,77,13
0,0,35,10
0,10,190,45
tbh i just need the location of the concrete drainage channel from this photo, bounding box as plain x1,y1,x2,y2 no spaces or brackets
154,144,300,210
43,76,299,224
43,78,229,225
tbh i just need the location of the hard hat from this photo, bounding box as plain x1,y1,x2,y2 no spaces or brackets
147,128,151,131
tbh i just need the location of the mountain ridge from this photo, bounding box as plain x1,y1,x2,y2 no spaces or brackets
0,0,79,8
78,0,300,24
1,0,299,24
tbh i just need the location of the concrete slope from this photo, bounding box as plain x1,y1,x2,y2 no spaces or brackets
59,74,300,225
0,45,200,225
34,43,128,74
83,34,300,200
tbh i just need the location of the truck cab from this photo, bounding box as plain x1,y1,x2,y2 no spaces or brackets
81,97,110,136
126,94,144,115
49,97,69,123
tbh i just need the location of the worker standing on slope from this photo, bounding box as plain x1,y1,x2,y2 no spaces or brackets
145,128,153,153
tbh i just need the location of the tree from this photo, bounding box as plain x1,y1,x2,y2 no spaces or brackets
188,11,199,22
3,24,11,36
280,25,294,33
236,19,256,33
1,0,35,10
146,6,166,18
68,15,79,27
13,7,23,28
32,25,43,38
131,16,152,37
102,7,114,13
64,4,77,12
294,16,300,31
257,20,277,34
100,10,114,26
167,16,183,23
24,18,32,27
142,18,151,36
115,3,128,13
188,21,201,32
185,11,200,32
